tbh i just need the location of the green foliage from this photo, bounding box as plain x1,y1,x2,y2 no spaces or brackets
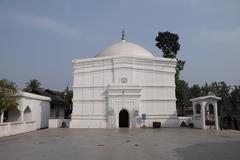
201,83,210,96
209,82,231,106
155,31,187,115
155,31,185,80
64,88,73,106
231,86,240,111
189,85,201,99
62,86,73,119
0,79,19,112
176,79,189,116
202,81,231,111
176,59,185,80
201,82,231,98
155,31,180,57
24,79,41,92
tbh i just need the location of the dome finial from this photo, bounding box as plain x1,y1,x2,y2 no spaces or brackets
121,29,126,42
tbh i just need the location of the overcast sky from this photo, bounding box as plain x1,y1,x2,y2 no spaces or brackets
0,0,240,90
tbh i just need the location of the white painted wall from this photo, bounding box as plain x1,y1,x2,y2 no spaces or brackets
23,107,32,121
20,92,51,129
49,119,70,128
178,116,192,126
0,92,51,137
0,121,35,137
71,56,178,128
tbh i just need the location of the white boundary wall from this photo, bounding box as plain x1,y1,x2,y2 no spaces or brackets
49,119,70,128
0,121,35,137
178,116,192,126
0,92,51,137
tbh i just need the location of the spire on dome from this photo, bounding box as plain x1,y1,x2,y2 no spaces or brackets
121,29,126,42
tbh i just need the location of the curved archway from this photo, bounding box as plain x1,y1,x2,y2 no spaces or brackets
205,103,214,116
195,103,201,114
208,104,214,115
205,103,215,126
24,106,32,121
119,109,129,128
7,107,21,122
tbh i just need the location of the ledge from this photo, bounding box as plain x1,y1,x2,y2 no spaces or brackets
25,121,35,124
10,121,24,125
0,123,8,126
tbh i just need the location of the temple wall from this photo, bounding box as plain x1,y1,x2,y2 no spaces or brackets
71,56,178,128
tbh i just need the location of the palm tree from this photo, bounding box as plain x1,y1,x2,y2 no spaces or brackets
24,79,41,92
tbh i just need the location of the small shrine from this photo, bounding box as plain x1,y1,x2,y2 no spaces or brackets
190,93,221,130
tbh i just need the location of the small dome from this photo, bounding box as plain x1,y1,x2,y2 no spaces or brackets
95,41,154,58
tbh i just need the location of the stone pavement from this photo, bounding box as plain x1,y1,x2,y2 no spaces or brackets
0,128,240,160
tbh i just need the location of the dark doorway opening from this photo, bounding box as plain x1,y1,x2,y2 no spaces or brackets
119,109,129,128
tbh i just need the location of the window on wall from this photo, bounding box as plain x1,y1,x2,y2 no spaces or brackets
195,103,201,114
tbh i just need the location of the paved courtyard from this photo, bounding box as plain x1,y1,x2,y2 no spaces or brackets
0,128,240,160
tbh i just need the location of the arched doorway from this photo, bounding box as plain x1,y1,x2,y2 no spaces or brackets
119,109,129,128
205,103,215,126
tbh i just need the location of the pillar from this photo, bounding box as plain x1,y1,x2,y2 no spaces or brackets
0,111,4,123
192,102,196,125
21,110,24,121
19,100,24,122
201,101,206,129
214,102,219,130
193,102,196,115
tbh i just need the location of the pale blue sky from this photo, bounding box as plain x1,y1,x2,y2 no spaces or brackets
0,0,240,90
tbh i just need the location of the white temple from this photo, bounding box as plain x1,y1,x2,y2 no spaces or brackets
70,32,179,128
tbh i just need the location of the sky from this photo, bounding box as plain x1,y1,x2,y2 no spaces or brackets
0,0,240,91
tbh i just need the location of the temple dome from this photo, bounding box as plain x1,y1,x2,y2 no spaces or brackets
95,41,154,58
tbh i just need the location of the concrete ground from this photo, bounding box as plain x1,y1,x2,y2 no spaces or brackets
0,128,240,160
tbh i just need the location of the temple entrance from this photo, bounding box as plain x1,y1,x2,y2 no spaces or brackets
119,109,129,128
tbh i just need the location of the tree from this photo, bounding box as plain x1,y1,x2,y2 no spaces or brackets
213,82,231,129
0,79,19,122
155,31,180,58
24,79,41,92
63,86,73,119
200,81,231,110
231,86,240,111
156,31,187,115
209,81,231,108
176,59,185,80
155,31,185,79
176,79,189,116
201,83,210,96
189,84,201,99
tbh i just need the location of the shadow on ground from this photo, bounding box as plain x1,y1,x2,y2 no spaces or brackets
175,140,240,160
